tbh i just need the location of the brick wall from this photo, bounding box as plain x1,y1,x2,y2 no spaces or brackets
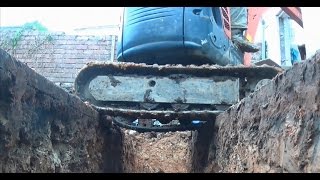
0,29,118,91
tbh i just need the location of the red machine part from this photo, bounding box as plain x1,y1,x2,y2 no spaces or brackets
221,7,231,39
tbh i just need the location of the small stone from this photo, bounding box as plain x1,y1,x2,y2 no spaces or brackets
128,130,137,135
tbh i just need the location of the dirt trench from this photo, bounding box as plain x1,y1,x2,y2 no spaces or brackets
2,48,320,173
0,49,123,172
120,120,215,173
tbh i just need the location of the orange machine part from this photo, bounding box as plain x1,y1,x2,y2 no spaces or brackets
244,7,269,66
281,7,303,28
243,7,303,66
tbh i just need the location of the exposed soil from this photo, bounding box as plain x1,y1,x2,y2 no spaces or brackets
2,47,320,173
0,49,123,172
205,51,320,173
121,130,192,173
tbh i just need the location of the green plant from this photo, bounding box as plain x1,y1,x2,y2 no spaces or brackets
0,21,55,58
22,21,48,32
11,29,24,49
1,21,52,50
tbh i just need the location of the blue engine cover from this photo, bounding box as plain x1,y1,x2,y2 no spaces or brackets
117,7,243,66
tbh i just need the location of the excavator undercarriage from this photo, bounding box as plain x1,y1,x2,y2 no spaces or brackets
75,62,282,132
73,7,299,132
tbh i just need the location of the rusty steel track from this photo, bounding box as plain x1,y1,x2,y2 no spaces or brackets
96,106,223,121
95,106,223,132
75,62,282,85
